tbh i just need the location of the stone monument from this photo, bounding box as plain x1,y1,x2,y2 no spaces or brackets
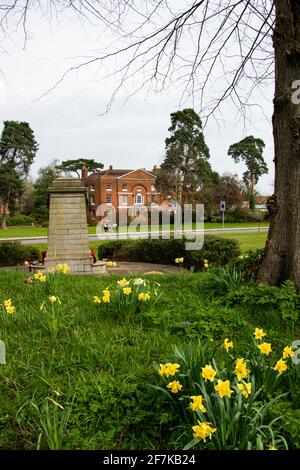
45,177,106,275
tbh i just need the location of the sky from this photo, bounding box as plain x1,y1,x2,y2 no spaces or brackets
0,4,275,195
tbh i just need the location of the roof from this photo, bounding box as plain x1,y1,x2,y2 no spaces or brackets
90,168,155,178
255,195,270,204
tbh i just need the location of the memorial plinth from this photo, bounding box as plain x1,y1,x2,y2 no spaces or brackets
45,177,106,275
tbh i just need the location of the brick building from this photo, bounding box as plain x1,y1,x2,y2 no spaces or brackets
84,165,164,222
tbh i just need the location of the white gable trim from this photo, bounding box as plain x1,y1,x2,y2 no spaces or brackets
118,168,155,179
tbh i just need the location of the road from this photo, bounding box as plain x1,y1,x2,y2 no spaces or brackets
0,226,268,245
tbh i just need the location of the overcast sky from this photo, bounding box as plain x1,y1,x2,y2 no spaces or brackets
0,5,275,194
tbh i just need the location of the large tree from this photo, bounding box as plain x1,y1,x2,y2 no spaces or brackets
1,1,300,289
161,109,211,202
57,158,103,178
0,121,38,228
228,136,268,197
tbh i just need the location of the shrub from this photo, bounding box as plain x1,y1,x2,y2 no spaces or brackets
0,214,36,226
229,249,265,282
269,401,300,449
0,242,39,266
97,236,240,268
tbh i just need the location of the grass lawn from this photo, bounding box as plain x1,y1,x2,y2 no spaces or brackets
0,222,269,239
0,269,298,450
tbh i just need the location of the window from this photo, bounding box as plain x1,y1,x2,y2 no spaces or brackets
106,195,112,204
90,184,95,192
90,210,96,219
151,184,155,192
136,186,141,191
121,195,128,205
90,195,95,205
122,183,127,191
151,193,156,203
106,183,112,190
135,193,144,204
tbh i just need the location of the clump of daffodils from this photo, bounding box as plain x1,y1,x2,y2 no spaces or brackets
34,270,46,283
175,257,184,264
92,277,155,320
157,327,295,450
2,299,15,315
106,261,117,267
56,264,70,274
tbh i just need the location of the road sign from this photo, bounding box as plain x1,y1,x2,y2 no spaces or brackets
220,201,226,212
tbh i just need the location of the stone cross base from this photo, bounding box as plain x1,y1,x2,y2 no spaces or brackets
45,177,107,275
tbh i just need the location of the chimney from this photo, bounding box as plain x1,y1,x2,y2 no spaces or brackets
82,165,89,186
109,165,113,170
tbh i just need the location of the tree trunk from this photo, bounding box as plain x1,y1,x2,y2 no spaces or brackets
1,204,8,229
258,0,300,291
250,173,254,194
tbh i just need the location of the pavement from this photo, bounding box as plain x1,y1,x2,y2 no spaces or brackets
0,226,268,245
0,262,180,275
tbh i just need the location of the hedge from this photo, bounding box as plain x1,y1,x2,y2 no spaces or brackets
97,236,240,268
0,242,39,266
0,214,36,226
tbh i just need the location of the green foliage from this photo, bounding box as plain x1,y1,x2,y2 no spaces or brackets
0,121,38,228
32,161,61,224
0,214,36,226
226,281,299,324
268,401,300,449
228,136,268,195
97,236,240,268
0,241,39,266
0,270,298,450
57,158,103,178
160,109,213,199
155,338,291,450
229,249,265,282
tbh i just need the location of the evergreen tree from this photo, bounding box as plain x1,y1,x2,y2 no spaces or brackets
0,121,38,228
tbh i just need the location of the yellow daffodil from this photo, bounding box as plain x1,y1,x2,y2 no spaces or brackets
166,380,183,394
123,287,132,295
274,358,288,374
158,363,180,377
3,299,12,308
34,270,44,280
56,264,70,274
138,292,150,301
48,296,57,304
93,296,101,304
223,338,234,352
192,421,216,442
201,364,217,382
39,275,46,283
203,259,209,268
254,328,266,340
190,395,207,413
237,381,252,398
6,305,15,314
235,358,249,381
117,278,129,287
282,346,294,359
102,290,110,303
175,257,184,264
267,445,278,450
258,342,272,356
215,379,233,399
